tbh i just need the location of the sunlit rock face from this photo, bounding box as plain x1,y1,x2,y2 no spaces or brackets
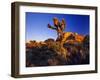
56,32,84,45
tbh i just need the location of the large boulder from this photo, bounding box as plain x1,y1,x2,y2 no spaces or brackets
56,32,84,44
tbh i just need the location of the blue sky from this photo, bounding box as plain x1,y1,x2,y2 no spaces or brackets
26,12,89,42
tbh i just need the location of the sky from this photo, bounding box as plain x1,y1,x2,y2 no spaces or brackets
26,12,89,42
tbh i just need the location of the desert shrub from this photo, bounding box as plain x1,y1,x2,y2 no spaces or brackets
44,38,55,43
47,41,61,52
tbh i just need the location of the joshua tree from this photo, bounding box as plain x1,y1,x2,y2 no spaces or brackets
48,17,66,40
48,17,67,59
